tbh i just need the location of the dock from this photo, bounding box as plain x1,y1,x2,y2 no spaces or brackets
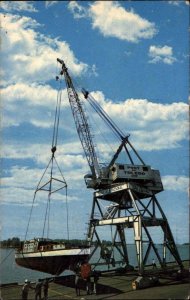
1,261,189,299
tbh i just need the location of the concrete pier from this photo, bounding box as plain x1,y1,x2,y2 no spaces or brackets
1,261,189,299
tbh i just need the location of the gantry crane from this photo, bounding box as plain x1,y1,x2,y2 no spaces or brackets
57,58,183,274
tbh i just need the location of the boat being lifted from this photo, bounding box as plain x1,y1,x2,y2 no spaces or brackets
15,238,90,275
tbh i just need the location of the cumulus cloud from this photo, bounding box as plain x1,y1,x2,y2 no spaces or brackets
2,83,188,150
89,92,188,151
1,83,70,128
0,12,93,131
0,1,37,12
68,1,88,19
68,1,157,43
1,13,88,86
162,175,189,192
149,45,177,64
1,162,87,206
2,142,87,169
1,164,188,207
2,83,59,107
168,0,181,5
1,92,188,203
45,1,58,8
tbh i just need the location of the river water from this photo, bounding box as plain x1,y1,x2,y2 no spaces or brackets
0,245,189,284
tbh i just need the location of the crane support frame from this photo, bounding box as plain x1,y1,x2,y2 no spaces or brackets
87,188,183,274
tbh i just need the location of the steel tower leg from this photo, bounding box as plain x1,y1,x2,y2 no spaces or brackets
133,216,143,274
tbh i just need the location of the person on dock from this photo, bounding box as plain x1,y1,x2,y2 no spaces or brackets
80,260,92,295
75,271,81,296
152,258,157,269
21,279,33,300
35,279,42,300
74,262,81,296
43,278,49,300
92,271,100,295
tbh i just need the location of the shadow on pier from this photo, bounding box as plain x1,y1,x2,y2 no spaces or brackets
54,274,122,294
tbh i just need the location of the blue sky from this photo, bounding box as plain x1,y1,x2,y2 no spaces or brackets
1,1,189,244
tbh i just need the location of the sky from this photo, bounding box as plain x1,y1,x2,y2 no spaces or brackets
0,0,189,244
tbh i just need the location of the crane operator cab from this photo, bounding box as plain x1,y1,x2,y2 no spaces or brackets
84,173,112,190
109,163,163,192
84,163,163,194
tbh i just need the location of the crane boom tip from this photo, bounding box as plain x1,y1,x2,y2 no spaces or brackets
57,58,64,64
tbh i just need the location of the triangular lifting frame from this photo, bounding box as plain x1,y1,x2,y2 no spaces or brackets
35,147,67,196
25,147,67,240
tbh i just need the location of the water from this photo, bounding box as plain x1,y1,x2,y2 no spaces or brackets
0,245,189,284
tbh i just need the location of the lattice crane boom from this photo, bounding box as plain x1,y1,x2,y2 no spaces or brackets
57,58,100,182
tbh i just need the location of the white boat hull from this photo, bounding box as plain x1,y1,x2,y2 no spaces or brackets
15,248,90,275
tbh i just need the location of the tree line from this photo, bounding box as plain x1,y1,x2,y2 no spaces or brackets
0,237,21,248
0,237,113,249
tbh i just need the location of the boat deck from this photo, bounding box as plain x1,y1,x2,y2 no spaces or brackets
1,261,189,299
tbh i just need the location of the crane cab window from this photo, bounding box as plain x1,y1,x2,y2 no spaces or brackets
143,167,148,172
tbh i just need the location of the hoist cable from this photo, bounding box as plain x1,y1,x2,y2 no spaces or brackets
72,84,118,159
42,78,66,239
85,91,124,140
52,82,62,148
24,156,53,241
42,156,53,239
55,89,62,147
52,89,59,148
85,95,120,142
70,70,145,165
0,248,15,266
53,156,69,240
25,76,69,241
24,191,37,241
65,187,69,241
84,101,116,159
71,78,122,141
86,93,146,164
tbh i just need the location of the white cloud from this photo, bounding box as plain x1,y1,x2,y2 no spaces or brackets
45,1,58,8
1,162,87,206
89,92,188,150
2,142,87,169
149,45,177,65
162,176,189,192
1,91,188,186
68,1,88,19
1,83,69,128
1,13,88,86
1,165,188,206
0,186,36,206
2,84,188,150
68,1,157,43
2,83,59,107
1,83,70,128
168,0,181,5
0,1,37,12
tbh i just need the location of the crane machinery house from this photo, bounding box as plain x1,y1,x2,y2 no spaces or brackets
108,163,163,192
